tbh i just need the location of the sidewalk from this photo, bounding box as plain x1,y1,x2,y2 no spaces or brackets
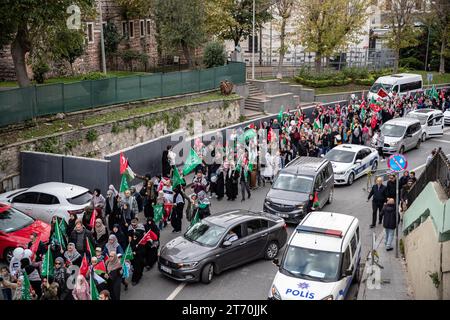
357,231,414,300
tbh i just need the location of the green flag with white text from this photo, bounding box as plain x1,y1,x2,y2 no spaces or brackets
182,148,202,176
119,174,129,193
21,272,32,300
153,204,164,223
172,167,185,189
41,247,54,279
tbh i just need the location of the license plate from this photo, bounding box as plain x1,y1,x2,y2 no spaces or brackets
161,265,172,274
277,213,288,218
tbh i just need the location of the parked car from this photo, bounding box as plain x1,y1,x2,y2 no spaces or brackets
325,144,379,186
381,117,422,155
263,157,334,224
268,211,361,300
444,109,450,126
158,210,288,284
0,203,51,263
406,109,444,141
0,182,92,224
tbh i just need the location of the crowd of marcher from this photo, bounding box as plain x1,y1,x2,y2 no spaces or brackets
1,87,449,300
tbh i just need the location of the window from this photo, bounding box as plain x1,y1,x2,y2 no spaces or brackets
314,172,324,190
87,22,94,43
430,115,443,126
146,20,151,36
350,235,357,256
37,193,59,205
140,20,145,37
122,21,127,36
356,226,360,242
67,191,92,205
355,151,364,160
248,35,258,53
246,219,263,235
129,21,134,38
0,207,34,233
342,247,352,274
12,192,39,204
392,85,398,93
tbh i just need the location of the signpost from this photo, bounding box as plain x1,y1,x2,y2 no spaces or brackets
387,154,408,258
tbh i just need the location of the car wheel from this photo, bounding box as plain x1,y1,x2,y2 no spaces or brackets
421,133,426,142
264,241,279,260
4,248,14,264
201,263,214,284
416,138,421,149
399,146,405,154
347,172,355,186
371,161,378,171
327,187,334,204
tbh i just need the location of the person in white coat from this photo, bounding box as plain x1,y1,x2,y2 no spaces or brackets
262,151,274,184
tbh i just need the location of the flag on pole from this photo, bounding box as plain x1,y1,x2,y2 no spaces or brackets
153,204,164,223
21,272,32,300
89,209,96,230
190,210,200,227
430,85,439,100
51,218,66,250
278,106,284,122
79,254,89,277
93,260,107,275
119,174,129,193
120,152,128,175
182,148,203,176
313,192,320,208
171,167,185,189
86,237,96,259
59,218,67,236
313,117,322,130
41,247,54,279
90,270,100,300
138,229,158,245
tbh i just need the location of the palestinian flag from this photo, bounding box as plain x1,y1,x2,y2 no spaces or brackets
313,117,322,130
153,204,164,224
90,270,100,300
41,247,54,279
21,272,32,300
79,254,89,277
119,152,136,192
120,152,128,175
51,217,66,249
313,192,320,208
138,229,158,245
182,148,202,176
93,260,107,275
171,167,185,189
86,237,96,259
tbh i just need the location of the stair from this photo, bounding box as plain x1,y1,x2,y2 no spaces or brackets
243,82,266,119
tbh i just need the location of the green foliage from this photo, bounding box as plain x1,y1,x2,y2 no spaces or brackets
36,137,60,154
239,115,246,122
203,41,226,68
82,72,109,81
104,21,122,57
111,123,124,134
400,57,425,70
117,0,152,19
119,49,149,71
32,60,50,84
188,118,194,129
53,29,85,74
64,139,81,153
428,271,440,288
399,239,405,256
85,129,98,142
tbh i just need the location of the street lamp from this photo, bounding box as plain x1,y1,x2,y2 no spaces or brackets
252,0,256,80
414,22,430,71
98,2,107,74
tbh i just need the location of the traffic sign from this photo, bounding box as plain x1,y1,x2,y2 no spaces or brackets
387,154,408,172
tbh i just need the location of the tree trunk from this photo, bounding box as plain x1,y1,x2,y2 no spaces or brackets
182,43,193,68
277,19,287,79
315,52,322,73
439,33,446,74
393,48,400,73
11,26,31,87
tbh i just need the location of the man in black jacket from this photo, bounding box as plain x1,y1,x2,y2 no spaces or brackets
381,198,397,251
385,174,397,202
367,177,387,228
69,221,94,257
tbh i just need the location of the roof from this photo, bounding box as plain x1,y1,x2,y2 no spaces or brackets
333,144,371,152
27,182,89,198
206,210,281,226
290,211,358,253
384,117,420,126
409,109,442,115
376,73,422,84
284,156,328,174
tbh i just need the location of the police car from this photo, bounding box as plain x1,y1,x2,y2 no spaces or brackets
325,144,379,185
268,211,361,300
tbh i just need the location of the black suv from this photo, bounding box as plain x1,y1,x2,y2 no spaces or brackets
263,157,334,224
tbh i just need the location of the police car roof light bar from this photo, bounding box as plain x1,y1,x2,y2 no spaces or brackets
296,225,343,238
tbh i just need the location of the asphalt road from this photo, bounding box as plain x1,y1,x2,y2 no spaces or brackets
121,127,450,301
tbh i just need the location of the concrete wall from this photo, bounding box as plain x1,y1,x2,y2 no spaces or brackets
315,90,368,103
263,93,296,114
251,80,282,95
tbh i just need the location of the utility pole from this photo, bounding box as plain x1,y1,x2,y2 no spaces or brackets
99,1,107,74
395,171,399,258
425,25,430,71
252,0,256,80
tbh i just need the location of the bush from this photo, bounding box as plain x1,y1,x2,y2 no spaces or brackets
203,41,226,68
355,77,375,86
399,57,424,70
82,72,109,81
32,60,50,84
119,49,148,71
342,67,369,80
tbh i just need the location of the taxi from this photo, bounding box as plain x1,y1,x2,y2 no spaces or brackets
325,144,379,185
268,211,361,300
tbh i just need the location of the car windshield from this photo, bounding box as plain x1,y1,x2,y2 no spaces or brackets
325,149,355,163
381,124,406,138
370,83,392,93
67,191,92,205
184,221,226,247
281,246,341,282
0,207,34,233
272,174,313,194
406,113,427,125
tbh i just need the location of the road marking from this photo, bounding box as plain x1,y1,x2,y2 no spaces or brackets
166,282,186,300
431,139,450,144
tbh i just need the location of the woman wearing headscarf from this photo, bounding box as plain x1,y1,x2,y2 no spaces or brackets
90,188,106,220
105,190,121,231
72,275,90,300
0,275,37,300
64,243,82,267
103,235,124,258
105,251,123,300
93,218,109,248
21,258,42,299
110,224,127,250
53,257,68,300
90,256,108,293
171,185,184,233
130,233,145,286
144,218,160,270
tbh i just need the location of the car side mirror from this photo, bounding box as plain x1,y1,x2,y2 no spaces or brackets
355,159,362,164
273,258,280,267
316,186,324,192
344,267,353,277
405,133,412,138
222,240,232,247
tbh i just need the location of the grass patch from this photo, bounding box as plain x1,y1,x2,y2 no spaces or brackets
314,84,371,95
410,70,450,85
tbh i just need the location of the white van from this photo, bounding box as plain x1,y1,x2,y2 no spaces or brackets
268,211,361,300
406,109,444,141
367,73,422,101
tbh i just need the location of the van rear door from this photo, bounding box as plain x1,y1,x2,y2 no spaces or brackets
427,114,444,137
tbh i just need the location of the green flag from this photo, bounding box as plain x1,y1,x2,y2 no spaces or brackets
59,218,67,236
238,129,257,143
86,237,96,258
153,204,164,223
431,85,439,100
119,174,129,193
21,272,32,300
190,210,200,227
41,247,54,279
313,118,322,130
172,167,185,189
182,148,202,176
278,106,284,122
121,244,134,265
90,271,99,300
51,217,66,250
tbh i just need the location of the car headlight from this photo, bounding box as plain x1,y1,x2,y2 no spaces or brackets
177,262,199,269
390,141,399,147
271,285,282,300
296,203,304,209
321,294,334,300
335,171,346,175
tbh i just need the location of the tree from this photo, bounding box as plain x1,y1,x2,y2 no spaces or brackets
203,41,227,68
429,0,450,74
206,0,273,47
295,0,368,73
274,0,294,79
384,0,420,73
154,0,206,67
117,0,152,19
0,0,93,87
54,29,86,75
